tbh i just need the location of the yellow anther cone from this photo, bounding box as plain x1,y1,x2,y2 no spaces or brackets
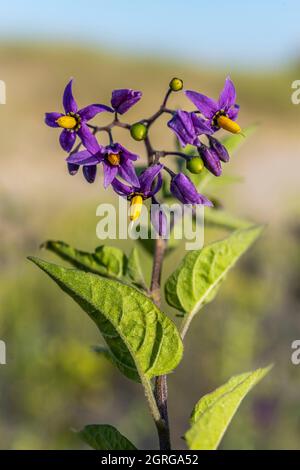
56,115,77,129
217,115,241,134
130,195,143,221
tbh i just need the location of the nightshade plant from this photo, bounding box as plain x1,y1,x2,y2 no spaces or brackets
29,76,272,451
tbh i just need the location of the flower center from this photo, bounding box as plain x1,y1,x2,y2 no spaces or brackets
129,194,143,221
56,112,81,132
107,153,121,166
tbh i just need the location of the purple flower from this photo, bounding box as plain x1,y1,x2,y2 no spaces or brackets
111,164,163,221
168,110,212,147
67,142,140,188
185,77,241,134
170,173,213,206
45,79,113,153
111,89,142,115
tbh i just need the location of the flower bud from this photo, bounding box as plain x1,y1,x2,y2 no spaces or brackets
169,77,183,92
186,156,204,174
130,122,148,141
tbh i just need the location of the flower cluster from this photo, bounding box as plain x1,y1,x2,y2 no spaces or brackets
45,76,241,231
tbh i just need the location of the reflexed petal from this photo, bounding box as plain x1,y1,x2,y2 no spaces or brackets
218,76,236,110
67,150,101,166
77,123,100,153
111,89,142,114
168,110,198,147
170,172,212,205
118,159,140,186
151,201,168,237
228,104,240,121
59,130,76,152
83,165,97,183
45,112,63,128
103,162,118,188
78,104,113,121
191,113,213,135
111,178,133,196
117,143,139,161
208,136,230,162
149,173,163,197
139,164,163,194
67,162,79,175
63,79,78,113
199,146,222,176
185,90,219,119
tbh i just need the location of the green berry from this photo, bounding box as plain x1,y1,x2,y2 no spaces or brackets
186,156,204,174
169,77,183,92
130,122,148,141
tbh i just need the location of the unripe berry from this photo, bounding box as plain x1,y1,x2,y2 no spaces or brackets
130,122,148,141
169,77,183,92
186,156,204,174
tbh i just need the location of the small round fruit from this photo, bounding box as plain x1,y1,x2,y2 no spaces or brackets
186,156,204,174
130,122,148,141
169,77,183,92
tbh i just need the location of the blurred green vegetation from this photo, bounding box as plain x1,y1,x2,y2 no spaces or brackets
1,43,300,449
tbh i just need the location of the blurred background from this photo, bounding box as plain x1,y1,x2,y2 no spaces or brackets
1,0,300,450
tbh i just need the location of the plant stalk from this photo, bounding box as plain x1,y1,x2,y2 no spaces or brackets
150,237,171,451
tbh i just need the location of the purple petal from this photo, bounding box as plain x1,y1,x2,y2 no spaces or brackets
45,112,63,128
168,110,198,147
67,162,79,175
149,173,163,197
151,202,168,237
191,113,213,135
63,79,78,114
111,178,133,197
117,143,139,161
185,90,219,119
67,150,101,166
111,89,142,114
78,104,113,122
218,77,236,110
199,146,222,176
83,165,97,183
170,172,212,205
103,163,118,189
59,130,76,152
139,164,163,194
208,136,230,162
228,104,240,121
118,159,140,186
77,123,100,154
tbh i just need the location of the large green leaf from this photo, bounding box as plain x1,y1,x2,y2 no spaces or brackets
41,241,126,278
185,365,272,450
125,247,147,290
79,424,137,450
29,257,183,383
165,226,263,333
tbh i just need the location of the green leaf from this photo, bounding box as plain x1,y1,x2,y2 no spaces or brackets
29,257,183,383
41,241,126,278
221,124,257,155
79,424,137,450
165,226,263,325
205,207,252,231
125,247,147,290
185,365,272,450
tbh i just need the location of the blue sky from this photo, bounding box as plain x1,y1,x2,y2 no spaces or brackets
1,0,299,68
